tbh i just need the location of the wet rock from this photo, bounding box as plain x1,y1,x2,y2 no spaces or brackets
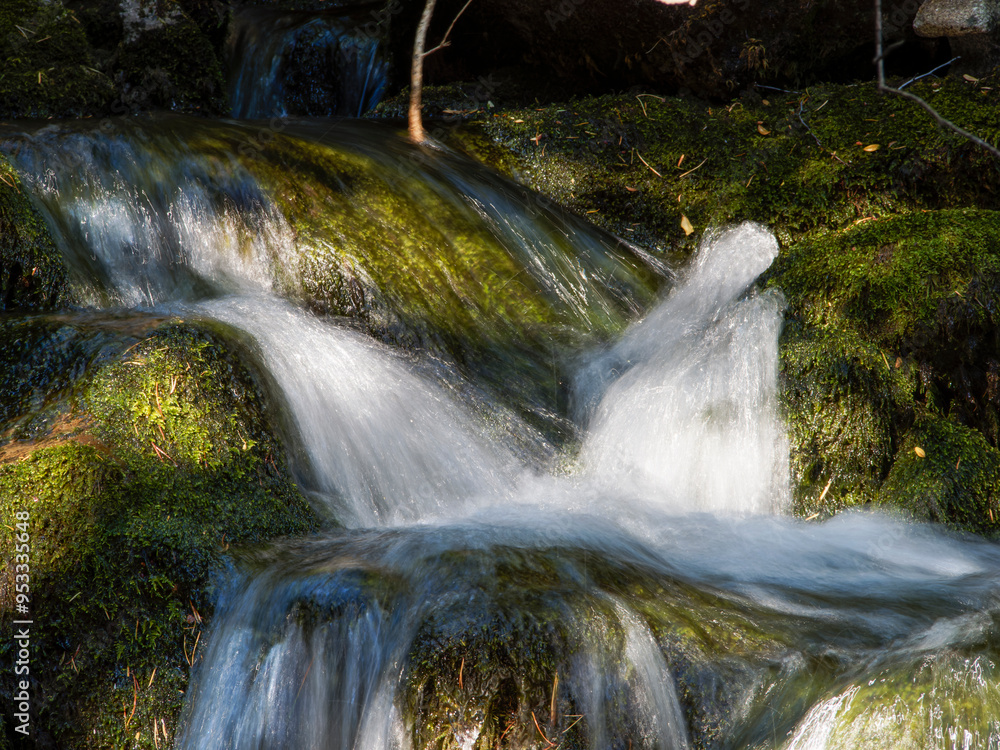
0,156,69,311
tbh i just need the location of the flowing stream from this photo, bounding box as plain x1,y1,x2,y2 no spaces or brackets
2,117,999,749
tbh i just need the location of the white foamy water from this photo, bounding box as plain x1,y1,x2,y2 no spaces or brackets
577,223,788,514
196,295,518,527
2,128,298,307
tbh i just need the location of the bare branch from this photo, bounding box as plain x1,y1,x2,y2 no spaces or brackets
422,0,475,58
874,0,1000,159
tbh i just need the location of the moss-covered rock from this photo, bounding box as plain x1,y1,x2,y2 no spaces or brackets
786,648,1000,749
114,3,227,114
879,415,1000,533
779,324,916,515
0,155,70,311
0,0,115,119
0,316,321,748
445,76,1000,257
771,209,1000,531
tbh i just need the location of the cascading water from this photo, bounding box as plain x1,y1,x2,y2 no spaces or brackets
226,6,389,119
2,117,999,749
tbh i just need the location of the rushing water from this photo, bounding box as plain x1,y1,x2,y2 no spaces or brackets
2,118,999,749
227,6,389,119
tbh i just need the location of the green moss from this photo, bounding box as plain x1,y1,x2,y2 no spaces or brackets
794,652,1000,749
0,320,320,748
878,415,1000,534
0,0,114,118
446,76,1000,257
779,324,917,515
771,209,1000,521
0,155,70,310
771,209,1000,348
115,13,227,114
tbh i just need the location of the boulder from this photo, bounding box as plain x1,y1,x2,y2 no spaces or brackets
913,0,1000,72
0,316,321,747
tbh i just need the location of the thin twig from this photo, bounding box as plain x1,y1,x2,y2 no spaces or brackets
874,0,1000,159
422,0,475,57
677,157,708,178
899,56,960,89
798,100,849,164
636,151,662,177
754,83,801,94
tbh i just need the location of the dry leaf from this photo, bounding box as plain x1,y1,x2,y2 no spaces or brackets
625,186,638,192
863,144,880,152
513,119,524,123
963,74,978,83
757,124,770,136
895,356,902,368
914,446,926,458
680,215,694,235
762,99,770,106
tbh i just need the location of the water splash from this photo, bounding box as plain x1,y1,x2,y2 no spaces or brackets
578,223,788,514
195,295,517,527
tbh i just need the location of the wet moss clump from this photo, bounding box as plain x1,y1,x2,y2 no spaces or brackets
771,209,1000,530
779,324,916,515
0,319,320,749
0,155,70,310
0,0,115,118
879,415,1000,534
797,650,1000,749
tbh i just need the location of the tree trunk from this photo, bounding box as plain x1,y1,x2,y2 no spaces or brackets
408,0,437,143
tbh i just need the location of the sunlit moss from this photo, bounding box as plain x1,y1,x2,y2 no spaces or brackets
0,320,320,748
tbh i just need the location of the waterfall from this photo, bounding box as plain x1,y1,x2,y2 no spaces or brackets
3,118,999,749
577,223,789,514
226,6,390,119
194,294,518,527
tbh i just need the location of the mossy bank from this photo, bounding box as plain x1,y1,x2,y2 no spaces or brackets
0,315,321,748
432,74,1000,533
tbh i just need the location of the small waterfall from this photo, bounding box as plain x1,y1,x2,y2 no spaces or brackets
578,223,789,514
4,116,1000,749
0,124,296,307
195,295,517,527
227,6,390,119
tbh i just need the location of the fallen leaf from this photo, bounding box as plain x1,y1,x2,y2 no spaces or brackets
625,186,638,192
513,119,524,123
757,124,770,135
762,99,770,106
963,74,978,83
863,144,880,152
680,215,694,235
914,446,926,458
